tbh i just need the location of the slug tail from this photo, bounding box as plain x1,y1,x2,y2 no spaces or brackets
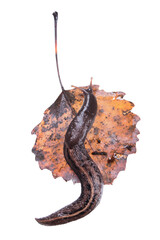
35,144,103,226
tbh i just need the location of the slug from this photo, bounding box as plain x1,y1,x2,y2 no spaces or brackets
35,84,103,226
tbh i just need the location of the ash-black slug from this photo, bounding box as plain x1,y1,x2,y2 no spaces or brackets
35,84,103,226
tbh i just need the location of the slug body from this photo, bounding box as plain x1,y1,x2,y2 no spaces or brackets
36,86,103,226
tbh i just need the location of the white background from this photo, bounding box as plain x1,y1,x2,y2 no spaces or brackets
0,0,160,239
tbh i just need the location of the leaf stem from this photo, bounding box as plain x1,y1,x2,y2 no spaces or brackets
53,11,64,91
52,12,77,116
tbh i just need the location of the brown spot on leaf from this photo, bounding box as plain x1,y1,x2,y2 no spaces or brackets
94,127,99,135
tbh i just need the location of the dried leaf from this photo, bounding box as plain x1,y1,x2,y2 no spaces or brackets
32,85,140,184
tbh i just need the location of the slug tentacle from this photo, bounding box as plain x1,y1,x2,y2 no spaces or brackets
35,87,103,226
